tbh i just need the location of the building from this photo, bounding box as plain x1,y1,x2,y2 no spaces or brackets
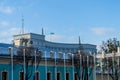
13,33,96,54
0,32,97,80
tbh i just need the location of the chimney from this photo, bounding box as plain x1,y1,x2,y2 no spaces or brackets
117,47,120,53
102,51,105,58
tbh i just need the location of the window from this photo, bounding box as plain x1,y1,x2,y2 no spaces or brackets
35,72,40,80
47,72,51,80
57,72,60,80
74,72,78,80
2,71,8,80
66,72,69,80
19,71,24,80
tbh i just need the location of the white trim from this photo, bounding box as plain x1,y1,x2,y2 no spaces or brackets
1,70,8,80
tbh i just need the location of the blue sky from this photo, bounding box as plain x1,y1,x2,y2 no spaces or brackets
0,0,120,47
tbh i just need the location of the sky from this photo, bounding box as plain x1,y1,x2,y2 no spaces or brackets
0,0,120,48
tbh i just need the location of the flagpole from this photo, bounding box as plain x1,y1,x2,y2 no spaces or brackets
87,55,89,80
101,56,103,80
35,50,37,80
55,52,56,80
112,53,115,80
72,54,74,80
93,53,96,80
64,53,66,80
45,51,47,80
23,49,26,80
80,54,82,80
9,47,13,80
83,56,84,80
107,57,109,80
118,57,120,80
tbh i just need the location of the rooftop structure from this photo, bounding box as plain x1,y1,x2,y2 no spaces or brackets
13,33,96,54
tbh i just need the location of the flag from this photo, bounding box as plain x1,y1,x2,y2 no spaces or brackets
50,32,55,35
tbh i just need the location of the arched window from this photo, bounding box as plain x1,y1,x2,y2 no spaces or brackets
74,72,78,80
35,71,40,80
57,72,61,80
47,72,51,80
66,72,70,80
2,71,8,80
19,71,24,80
58,52,63,59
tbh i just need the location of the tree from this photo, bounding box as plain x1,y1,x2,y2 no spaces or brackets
100,38,120,53
100,38,120,80
71,52,94,80
15,39,42,80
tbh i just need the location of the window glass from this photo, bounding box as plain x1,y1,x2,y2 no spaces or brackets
66,72,69,80
47,72,51,80
35,72,40,80
19,72,24,80
57,72,60,80
2,71,8,80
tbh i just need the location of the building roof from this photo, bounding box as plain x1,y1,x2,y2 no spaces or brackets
0,43,13,48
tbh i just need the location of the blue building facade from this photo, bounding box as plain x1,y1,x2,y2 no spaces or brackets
0,54,94,80
0,32,96,80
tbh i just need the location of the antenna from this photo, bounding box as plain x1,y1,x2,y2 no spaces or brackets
79,36,81,46
22,15,24,34
42,27,44,35
78,36,83,51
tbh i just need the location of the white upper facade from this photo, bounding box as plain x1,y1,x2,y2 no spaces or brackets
13,33,97,54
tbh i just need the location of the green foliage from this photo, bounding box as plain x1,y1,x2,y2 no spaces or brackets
100,38,120,80
101,38,120,53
